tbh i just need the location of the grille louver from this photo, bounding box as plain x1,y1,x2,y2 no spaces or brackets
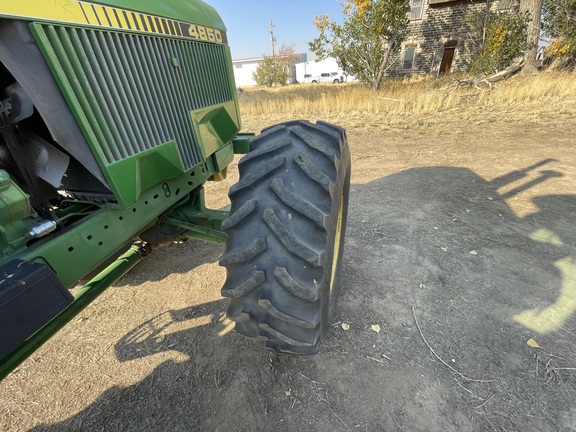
35,24,236,169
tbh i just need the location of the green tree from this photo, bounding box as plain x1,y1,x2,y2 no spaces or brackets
253,44,300,87
253,56,282,87
543,0,576,66
309,0,410,90
467,5,529,74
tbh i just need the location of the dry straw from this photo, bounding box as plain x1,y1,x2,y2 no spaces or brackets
238,71,576,130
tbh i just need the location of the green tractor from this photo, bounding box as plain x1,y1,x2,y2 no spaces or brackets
0,0,350,379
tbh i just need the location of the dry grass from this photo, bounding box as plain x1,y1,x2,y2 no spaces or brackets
238,71,576,132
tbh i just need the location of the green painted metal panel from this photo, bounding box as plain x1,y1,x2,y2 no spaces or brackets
212,144,235,173
0,1,225,39
30,22,240,207
192,101,241,160
0,171,38,257
11,162,215,288
106,142,185,205
88,0,226,31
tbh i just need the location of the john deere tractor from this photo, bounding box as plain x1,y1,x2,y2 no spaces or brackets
0,0,350,379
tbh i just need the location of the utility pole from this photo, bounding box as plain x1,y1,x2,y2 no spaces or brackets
268,19,277,82
268,19,276,60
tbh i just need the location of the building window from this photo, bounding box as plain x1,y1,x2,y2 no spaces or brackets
410,0,423,20
235,64,242,69
403,45,417,70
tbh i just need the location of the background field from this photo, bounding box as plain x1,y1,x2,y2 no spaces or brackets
238,72,576,132
1,73,576,432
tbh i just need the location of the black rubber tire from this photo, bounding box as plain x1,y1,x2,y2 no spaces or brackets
219,120,351,354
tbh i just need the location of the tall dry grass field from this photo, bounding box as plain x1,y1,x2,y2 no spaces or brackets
238,72,576,132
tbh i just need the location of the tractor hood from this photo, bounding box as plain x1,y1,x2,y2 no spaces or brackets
0,0,226,33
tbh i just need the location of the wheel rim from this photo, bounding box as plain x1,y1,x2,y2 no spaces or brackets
329,192,344,297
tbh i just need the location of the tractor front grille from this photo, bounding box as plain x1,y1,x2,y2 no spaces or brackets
33,24,235,169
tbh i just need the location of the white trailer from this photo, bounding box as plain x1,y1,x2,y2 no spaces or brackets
296,58,348,84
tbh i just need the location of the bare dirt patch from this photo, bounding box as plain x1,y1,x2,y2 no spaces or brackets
1,111,575,431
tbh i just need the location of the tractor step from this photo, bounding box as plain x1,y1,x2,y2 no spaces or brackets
0,260,72,359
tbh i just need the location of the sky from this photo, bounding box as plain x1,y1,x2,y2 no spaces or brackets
204,0,345,60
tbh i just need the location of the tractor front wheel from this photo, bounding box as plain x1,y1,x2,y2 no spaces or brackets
220,120,351,354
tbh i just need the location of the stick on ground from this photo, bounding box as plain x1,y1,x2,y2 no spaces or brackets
412,305,493,384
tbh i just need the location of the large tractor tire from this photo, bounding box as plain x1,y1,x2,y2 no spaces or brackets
219,120,351,354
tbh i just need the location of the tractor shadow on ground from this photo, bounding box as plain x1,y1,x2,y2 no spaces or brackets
111,236,225,286
31,160,576,432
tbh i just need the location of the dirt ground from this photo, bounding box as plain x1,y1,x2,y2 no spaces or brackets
1,115,575,431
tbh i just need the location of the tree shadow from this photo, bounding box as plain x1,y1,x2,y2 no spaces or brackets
30,159,576,432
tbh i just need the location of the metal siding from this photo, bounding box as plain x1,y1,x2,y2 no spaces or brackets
36,24,236,169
